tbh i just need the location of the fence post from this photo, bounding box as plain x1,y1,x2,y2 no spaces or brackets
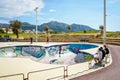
88,60,92,69
64,66,68,78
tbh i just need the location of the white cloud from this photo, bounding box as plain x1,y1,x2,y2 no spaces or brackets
49,9,56,13
0,0,44,18
49,18,55,21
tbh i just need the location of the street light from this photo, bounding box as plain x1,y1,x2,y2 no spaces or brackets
103,0,106,44
34,7,39,42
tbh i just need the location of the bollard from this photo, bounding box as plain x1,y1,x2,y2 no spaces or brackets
30,37,33,44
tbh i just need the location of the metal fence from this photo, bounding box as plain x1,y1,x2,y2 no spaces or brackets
0,55,111,80
0,73,24,80
27,66,65,80
0,62,92,80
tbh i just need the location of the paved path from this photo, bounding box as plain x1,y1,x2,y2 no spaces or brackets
71,45,120,80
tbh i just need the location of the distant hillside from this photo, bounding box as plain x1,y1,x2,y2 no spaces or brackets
21,22,35,31
38,21,95,32
38,21,68,32
0,21,95,32
0,23,9,28
70,24,94,32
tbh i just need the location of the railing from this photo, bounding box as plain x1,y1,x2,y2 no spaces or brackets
0,61,109,80
0,73,24,80
65,60,93,77
0,62,93,80
0,55,111,80
27,66,65,80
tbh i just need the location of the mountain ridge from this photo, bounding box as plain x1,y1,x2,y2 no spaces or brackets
0,21,95,32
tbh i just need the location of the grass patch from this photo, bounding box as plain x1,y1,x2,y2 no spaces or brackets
107,32,120,38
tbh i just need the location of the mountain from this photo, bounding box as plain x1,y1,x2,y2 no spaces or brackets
38,21,95,32
70,24,94,32
38,21,68,32
0,22,35,31
0,21,95,32
0,23,10,28
21,22,35,31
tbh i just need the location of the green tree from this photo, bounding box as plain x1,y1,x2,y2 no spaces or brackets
99,25,104,35
44,25,49,42
9,20,22,38
83,30,87,33
66,25,71,32
44,25,49,34
0,29,4,33
5,27,9,34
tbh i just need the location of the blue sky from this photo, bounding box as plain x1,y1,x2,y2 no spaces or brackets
0,0,120,31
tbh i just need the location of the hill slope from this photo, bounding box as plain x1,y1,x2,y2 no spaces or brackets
38,21,95,32
0,21,95,32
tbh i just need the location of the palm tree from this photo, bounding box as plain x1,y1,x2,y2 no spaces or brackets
99,25,104,35
5,27,9,35
44,25,49,34
83,30,87,33
44,25,49,42
66,25,71,32
9,20,22,38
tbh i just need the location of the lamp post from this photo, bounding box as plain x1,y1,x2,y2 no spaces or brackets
103,0,106,44
34,7,38,42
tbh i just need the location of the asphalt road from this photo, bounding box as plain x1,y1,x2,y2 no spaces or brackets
71,45,120,80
